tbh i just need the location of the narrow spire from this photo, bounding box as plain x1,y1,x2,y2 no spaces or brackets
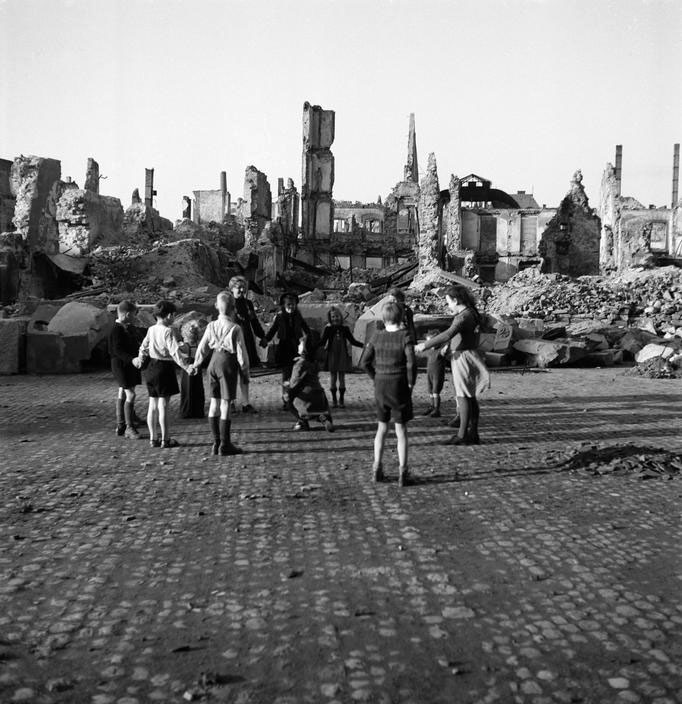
404,113,419,184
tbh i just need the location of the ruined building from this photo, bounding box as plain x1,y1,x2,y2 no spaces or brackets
599,144,681,272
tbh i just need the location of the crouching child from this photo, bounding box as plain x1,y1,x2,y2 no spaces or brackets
285,336,334,432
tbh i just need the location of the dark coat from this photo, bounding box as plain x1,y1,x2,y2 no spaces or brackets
288,356,330,417
234,297,265,366
263,310,311,367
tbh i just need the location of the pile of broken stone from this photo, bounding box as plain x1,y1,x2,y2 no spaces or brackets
409,266,682,375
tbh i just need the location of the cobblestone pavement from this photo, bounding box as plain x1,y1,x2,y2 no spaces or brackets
1,367,681,704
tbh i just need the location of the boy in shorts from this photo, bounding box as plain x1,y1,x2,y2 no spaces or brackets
361,301,417,487
133,300,194,448
108,300,142,439
192,292,249,456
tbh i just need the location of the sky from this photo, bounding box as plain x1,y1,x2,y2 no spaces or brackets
1,0,680,220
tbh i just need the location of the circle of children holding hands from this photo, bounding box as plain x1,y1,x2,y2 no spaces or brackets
107,281,489,486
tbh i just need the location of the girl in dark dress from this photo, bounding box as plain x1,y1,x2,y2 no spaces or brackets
229,276,265,413
261,293,311,410
319,306,363,408
179,320,206,419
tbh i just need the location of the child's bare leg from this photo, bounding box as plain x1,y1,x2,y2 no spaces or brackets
116,388,126,434
220,399,230,420
123,388,139,437
158,397,170,441
147,398,159,442
395,422,408,468
208,398,220,453
373,421,388,468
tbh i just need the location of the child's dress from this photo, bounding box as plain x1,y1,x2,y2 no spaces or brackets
288,356,331,420
179,342,205,418
319,324,363,372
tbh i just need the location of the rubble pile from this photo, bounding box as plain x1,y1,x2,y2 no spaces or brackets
553,443,682,479
622,356,682,379
486,266,682,332
88,239,239,303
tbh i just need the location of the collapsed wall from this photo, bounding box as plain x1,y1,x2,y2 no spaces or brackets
539,170,600,277
57,189,124,255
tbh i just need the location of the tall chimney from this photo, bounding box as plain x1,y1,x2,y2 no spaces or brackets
220,171,227,220
615,145,622,197
673,143,680,208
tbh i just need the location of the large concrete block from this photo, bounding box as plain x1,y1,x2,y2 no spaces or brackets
48,301,111,350
26,328,89,374
0,317,29,374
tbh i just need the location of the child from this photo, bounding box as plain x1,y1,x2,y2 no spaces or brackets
416,285,489,445
319,306,364,408
178,319,206,419
420,329,447,418
108,300,142,439
386,286,417,343
192,292,249,456
260,292,310,410
229,275,265,414
361,301,417,487
133,300,194,449
285,335,334,432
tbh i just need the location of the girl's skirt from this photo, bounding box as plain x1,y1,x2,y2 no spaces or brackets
450,350,490,397
144,359,180,398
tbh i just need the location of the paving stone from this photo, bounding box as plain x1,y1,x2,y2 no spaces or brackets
0,368,681,702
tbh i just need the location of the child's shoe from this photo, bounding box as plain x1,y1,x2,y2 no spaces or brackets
398,465,410,487
293,419,310,431
219,442,243,456
116,424,126,436
372,463,384,482
443,435,469,446
161,438,179,448
124,427,141,440
211,442,220,455
149,437,161,448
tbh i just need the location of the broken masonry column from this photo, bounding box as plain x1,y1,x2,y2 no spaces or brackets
10,155,62,254
182,196,191,220
404,112,419,183
144,168,156,208
615,145,623,197
275,177,299,241
416,152,441,277
446,173,462,256
599,163,621,272
131,188,141,205
301,101,335,242
239,165,272,250
84,158,99,194
0,158,16,234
